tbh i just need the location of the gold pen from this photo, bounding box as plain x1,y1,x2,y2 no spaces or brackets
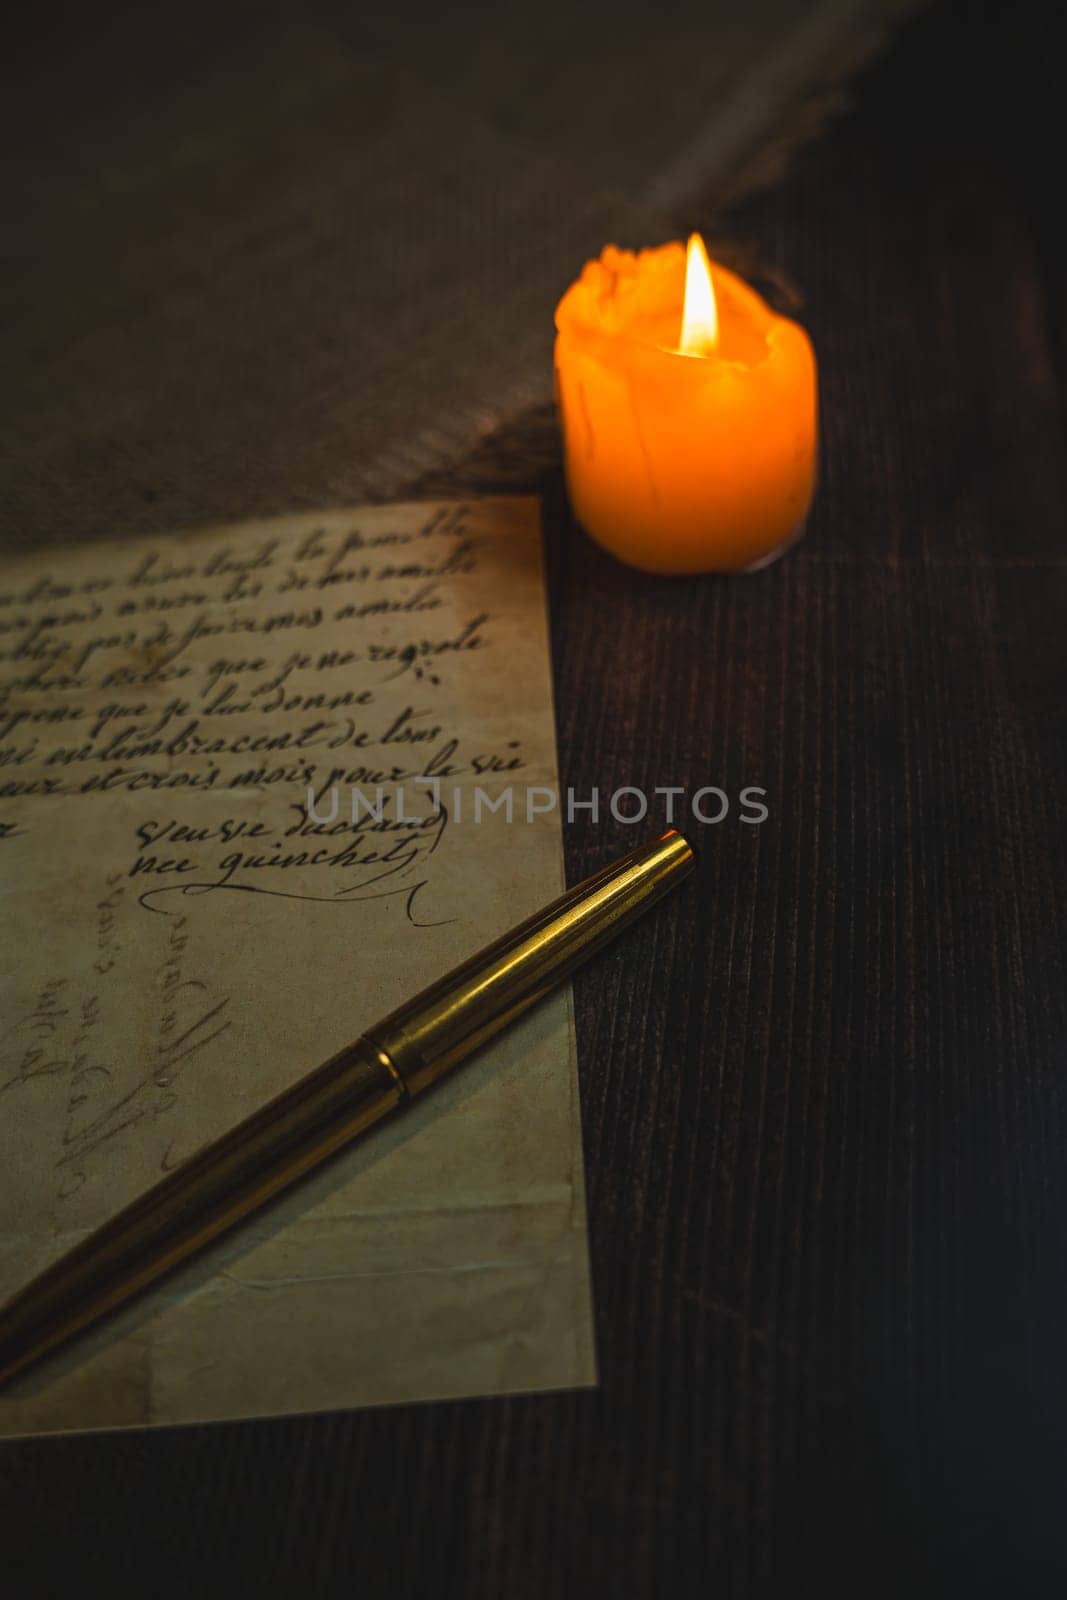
0,828,694,1387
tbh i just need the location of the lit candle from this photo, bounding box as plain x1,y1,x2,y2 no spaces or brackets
554,235,818,574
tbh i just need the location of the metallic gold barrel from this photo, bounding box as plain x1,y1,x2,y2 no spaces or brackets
0,828,694,1387
370,827,695,1094
0,1042,404,1386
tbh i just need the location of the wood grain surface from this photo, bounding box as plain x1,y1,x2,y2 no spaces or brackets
3,2,1066,1594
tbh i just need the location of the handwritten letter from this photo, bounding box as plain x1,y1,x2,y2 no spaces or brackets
0,497,594,1434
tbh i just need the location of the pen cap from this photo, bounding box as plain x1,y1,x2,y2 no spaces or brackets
365,828,694,1096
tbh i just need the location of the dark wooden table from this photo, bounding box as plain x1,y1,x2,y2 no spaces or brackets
3,2,1066,1593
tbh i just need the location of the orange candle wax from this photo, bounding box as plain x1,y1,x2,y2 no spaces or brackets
554,236,818,574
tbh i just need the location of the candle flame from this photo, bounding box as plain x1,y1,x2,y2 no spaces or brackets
679,233,719,355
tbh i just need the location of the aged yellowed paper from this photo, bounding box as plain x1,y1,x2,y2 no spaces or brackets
0,496,595,1435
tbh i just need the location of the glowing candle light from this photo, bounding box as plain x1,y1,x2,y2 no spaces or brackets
678,233,719,357
554,235,818,574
